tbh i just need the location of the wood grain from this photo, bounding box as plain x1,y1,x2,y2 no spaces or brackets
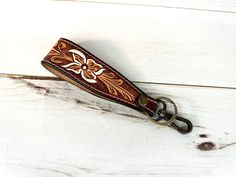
1,1,236,176
0,1,236,87
71,0,236,13
0,73,236,177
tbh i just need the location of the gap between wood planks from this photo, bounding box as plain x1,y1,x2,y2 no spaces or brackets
1,73,236,90
54,0,236,14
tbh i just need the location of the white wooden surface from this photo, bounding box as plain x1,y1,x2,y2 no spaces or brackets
0,0,236,177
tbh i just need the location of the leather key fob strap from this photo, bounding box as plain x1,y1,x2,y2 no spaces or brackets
41,38,159,116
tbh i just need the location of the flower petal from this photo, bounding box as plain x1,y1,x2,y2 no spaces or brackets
62,62,82,74
94,68,105,75
62,62,81,68
87,59,104,75
69,49,86,64
68,68,82,74
81,70,97,83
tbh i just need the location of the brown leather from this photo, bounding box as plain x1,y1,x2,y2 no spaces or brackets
41,38,158,116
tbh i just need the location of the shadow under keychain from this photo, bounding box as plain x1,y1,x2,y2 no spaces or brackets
41,38,192,134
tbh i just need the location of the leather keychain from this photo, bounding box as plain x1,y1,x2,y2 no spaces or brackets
41,38,192,134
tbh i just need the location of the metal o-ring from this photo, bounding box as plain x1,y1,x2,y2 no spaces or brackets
145,96,177,125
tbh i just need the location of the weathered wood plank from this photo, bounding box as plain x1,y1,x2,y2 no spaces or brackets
0,74,235,177
0,1,236,87
70,0,236,13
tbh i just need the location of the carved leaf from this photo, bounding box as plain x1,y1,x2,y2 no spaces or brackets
98,72,135,101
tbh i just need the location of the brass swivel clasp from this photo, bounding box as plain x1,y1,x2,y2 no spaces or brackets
140,96,193,134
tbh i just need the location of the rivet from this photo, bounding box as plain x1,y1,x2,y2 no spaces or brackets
138,94,148,107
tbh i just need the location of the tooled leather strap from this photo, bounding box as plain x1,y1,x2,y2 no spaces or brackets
41,38,158,116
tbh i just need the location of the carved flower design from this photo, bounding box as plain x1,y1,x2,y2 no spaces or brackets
62,49,105,83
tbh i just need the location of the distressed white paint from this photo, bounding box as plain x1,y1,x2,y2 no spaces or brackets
0,0,236,176
74,0,236,13
0,1,236,87
0,76,236,177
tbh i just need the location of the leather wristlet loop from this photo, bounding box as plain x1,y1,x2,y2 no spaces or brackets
41,38,192,134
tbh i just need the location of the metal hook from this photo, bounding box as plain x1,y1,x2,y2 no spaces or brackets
163,112,193,134
144,97,193,134
155,98,193,134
